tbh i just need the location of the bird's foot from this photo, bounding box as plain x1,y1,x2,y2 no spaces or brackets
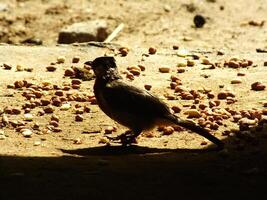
106,130,137,146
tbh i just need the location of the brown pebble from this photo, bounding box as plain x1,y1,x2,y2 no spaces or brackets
49,121,59,127
71,79,82,85
52,127,62,132
228,61,240,68
138,65,146,71
72,56,80,63
251,82,266,91
46,66,57,72
75,114,83,122
64,69,75,76
231,79,242,84
3,63,12,70
55,90,64,96
144,84,152,90
41,99,50,106
84,106,91,113
148,47,157,54
173,45,179,50
162,126,175,135
171,106,181,113
51,114,59,122
159,67,170,73
177,68,185,73
12,108,21,115
72,84,81,89
237,72,246,76
119,47,129,56
43,106,54,113
14,80,24,88
264,61,267,66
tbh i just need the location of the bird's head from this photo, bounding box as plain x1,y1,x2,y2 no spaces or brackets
84,56,118,79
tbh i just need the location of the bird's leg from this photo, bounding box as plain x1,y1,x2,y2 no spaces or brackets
106,129,142,146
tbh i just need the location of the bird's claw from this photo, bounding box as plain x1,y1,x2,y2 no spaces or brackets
105,131,137,146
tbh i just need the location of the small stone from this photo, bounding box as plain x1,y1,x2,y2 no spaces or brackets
72,84,81,89
21,129,33,138
177,49,189,57
46,66,57,72
231,79,242,84
34,141,41,146
173,45,179,50
60,103,71,110
251,82,265,91
49,120,59,127
64,69,75,76
148,47,157,54
237,72,246,76
72,56,80,63
12,108,21,115
184,109,202,118
228,61,240,68
57,56,66,64
51,114,59,122
43,106,54,113
162,126,175,135
75,114,83,122
159,67,170,73
217,92,228,99
24,113,33,121
119,47,129,56
14,80,24,88
177,68,186,73
194,14,206,28
264,61,267,66
171,106,181,113
3,63,12,70
55,90,64,96
187,60,195,67
71,79,82,85
144,84,152,91
202,58,211,65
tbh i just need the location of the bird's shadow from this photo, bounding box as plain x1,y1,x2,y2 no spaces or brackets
60,144,220,156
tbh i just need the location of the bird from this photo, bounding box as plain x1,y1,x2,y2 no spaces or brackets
85,56,224,149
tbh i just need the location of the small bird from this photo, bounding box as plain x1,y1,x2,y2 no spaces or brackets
85,56,224,149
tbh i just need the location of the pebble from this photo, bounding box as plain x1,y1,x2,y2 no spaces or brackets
60,103,71,110
104,126,114,134
119,47,129,56
231,79,242,84
177,68,185,73
148,47,157,54
171,106,181,113
177,49,189,57
162,126,175,135
64,69,75,76
237,72,245,76
193,14,206,28
72,56,80,63
75,114,83,121
187,60,195,67
57,56,66,64
46,66,57,72
251,82,265,91
24,113,33,121
159,67,170,73
144,84,152,91
184,109,202,118
71,79,82,85
43,106,54,113
21,129,33,138
3,63,12,70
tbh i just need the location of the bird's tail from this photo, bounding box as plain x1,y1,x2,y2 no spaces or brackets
166,114,224,149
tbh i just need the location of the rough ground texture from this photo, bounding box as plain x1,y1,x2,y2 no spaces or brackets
0,0,267,200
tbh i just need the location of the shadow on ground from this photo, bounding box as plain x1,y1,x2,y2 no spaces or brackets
1,128,267,200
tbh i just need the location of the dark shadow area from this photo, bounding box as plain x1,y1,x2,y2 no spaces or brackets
1,124,267,200
60,144,218,156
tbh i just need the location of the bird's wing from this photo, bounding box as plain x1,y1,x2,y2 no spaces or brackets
102,80,170,117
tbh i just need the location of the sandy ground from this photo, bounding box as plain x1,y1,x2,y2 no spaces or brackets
0,0,267,199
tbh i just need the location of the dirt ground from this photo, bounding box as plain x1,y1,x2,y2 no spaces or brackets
1,0,267,200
